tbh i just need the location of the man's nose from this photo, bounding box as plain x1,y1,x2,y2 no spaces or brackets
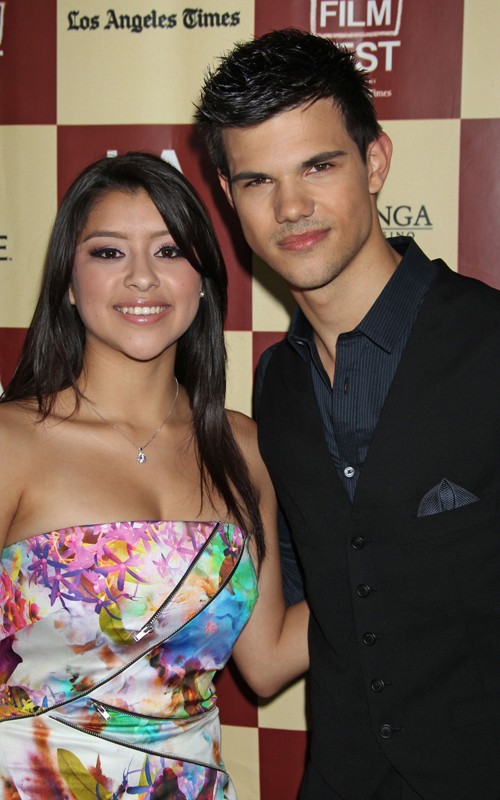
273,180,315,224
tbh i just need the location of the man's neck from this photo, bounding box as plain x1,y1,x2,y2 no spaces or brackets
291,239,401,383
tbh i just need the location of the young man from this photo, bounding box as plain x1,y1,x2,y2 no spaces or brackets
195,28,500,800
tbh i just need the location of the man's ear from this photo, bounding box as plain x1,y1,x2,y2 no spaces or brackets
366,132,392,195
218,173,235,209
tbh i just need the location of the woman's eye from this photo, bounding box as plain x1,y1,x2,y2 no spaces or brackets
90,247,123,259
156,245,184,259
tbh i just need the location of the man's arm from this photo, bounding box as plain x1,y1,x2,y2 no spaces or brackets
276,504,306,605
254,345,306,605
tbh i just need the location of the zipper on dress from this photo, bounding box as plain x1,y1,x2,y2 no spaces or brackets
133,620,156,641
84,696,214,722
87,699,111,720
49,714,229,773
132,521,222,642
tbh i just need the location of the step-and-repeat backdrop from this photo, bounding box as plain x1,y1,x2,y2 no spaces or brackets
1,1,499,797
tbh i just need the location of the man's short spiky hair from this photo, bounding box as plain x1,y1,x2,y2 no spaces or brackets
195,27,382,178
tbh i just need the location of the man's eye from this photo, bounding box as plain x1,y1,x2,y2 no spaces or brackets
309,162,332,174
90,247,123,259
156,245,184,259
244,177,270,188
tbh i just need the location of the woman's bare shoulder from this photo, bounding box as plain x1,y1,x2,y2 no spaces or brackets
226,408,256,434
0,401,47,493
0,398,34,423
226,411,260,463
225,408,273,490
0,402,41,550
0,399,40,440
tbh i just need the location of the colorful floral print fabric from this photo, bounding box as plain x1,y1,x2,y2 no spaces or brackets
0,520,257,799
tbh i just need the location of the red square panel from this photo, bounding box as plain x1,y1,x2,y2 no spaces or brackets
259,727,308,800
0,0,56,123
255,0,310,37
215,659,259,728
254,0,463,120
459,119,500,290
56,125,252,330
0,327,27,389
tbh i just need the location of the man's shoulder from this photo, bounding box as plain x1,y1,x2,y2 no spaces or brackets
431,261,500,318
256,338,287,372
255,336,300,385
394,238,500,312
253,337,297,417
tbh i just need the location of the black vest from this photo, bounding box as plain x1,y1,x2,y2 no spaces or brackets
258,264,500,799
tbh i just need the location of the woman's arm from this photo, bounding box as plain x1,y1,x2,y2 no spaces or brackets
229,411,309,698
0,403,27,551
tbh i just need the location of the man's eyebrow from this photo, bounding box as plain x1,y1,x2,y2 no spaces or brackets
230,151,348,184
301,150,347,169
230,171,269,185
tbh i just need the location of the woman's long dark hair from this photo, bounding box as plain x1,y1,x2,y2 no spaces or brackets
2,152,264,562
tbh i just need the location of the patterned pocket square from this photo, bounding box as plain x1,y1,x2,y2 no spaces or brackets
417,478,479,517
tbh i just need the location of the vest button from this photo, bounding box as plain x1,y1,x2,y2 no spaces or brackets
363,632,377,646
371,678,385,693
380,724,393,739
351,537,365,550
357,584,371,598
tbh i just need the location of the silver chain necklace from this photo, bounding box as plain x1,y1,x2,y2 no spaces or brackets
84,377,179,464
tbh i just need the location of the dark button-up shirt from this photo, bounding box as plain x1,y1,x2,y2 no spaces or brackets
288,237,439,500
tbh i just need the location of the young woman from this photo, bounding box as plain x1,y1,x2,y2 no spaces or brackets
0,152,308,799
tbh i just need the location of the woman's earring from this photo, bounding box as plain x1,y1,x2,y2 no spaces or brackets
199,290,205,298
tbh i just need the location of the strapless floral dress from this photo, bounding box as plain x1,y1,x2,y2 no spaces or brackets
0,520,257,799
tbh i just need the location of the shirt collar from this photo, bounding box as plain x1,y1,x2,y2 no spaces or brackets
288,237,439,357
